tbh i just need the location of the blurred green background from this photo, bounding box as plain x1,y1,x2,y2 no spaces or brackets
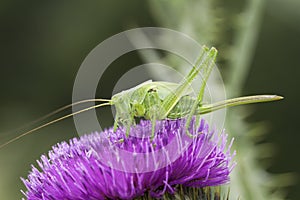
0,0,299,199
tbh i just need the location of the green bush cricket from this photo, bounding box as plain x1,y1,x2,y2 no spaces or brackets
0,45,283,148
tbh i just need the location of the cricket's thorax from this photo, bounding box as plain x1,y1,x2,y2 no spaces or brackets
138,88,162,120
110,81,155,122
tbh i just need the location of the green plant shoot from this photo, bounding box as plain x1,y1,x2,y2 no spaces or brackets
0,46,283,148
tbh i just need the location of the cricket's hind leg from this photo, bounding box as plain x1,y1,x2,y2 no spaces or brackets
185,47,218,137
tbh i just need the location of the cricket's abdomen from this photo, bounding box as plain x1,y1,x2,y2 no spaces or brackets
167,95,198,119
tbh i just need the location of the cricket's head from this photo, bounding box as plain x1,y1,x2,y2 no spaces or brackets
111,90,127,104
112,91,146,119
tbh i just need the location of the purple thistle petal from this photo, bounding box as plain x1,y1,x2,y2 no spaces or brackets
22,119,235,200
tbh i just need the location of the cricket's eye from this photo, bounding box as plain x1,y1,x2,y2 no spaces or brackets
133,103,145,116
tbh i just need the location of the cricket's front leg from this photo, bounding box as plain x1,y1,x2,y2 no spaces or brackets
113,100,135,137
113,112,119,132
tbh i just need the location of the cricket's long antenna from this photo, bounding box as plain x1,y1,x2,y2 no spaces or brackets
0,102,111,149
198,95,283,114
1,99,111,138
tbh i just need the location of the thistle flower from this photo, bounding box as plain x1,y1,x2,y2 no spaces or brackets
22,119,235,200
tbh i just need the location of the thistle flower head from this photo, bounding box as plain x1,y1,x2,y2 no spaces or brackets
22,119,235,200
